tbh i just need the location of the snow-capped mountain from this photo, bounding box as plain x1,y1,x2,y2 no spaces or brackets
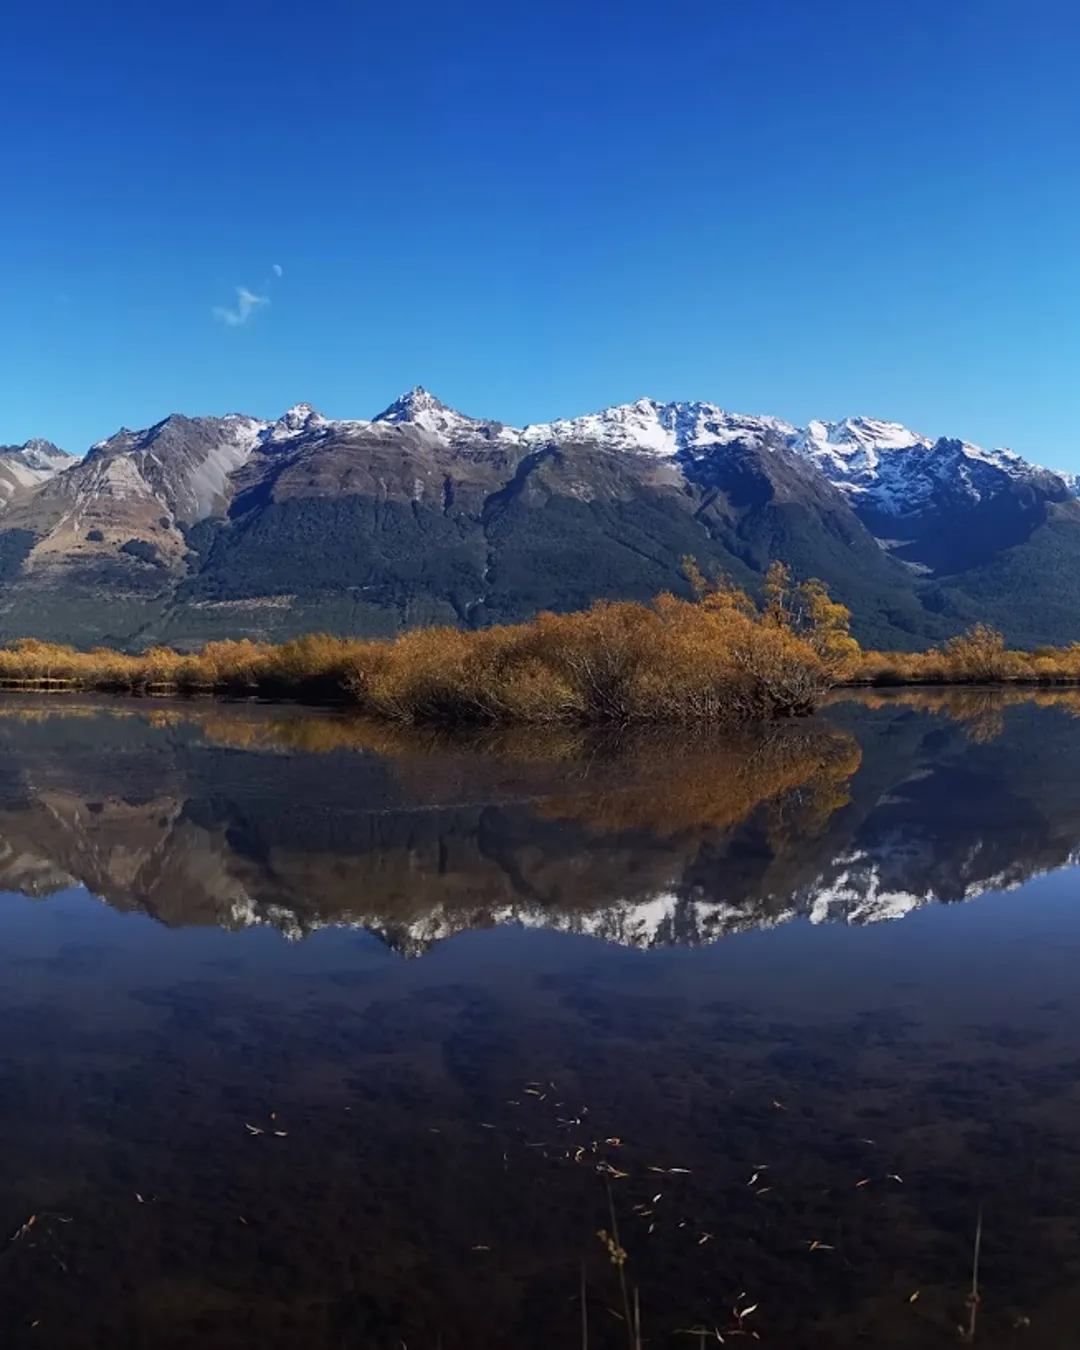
1,386,1079,650
369,389,1071,523
0,437,77,509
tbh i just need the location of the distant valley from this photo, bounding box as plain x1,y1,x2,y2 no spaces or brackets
3,389,1080,649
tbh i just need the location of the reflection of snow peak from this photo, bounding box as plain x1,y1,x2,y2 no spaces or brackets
217,857,1039,956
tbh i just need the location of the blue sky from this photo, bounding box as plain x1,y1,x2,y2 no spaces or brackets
2,0,1078,465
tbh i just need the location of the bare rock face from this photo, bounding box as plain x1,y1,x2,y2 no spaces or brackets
0,390,1076,649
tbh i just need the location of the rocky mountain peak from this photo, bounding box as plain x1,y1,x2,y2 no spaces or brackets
374,386,447,421
279,402,324,430
372,387,493,441
0,438,74,473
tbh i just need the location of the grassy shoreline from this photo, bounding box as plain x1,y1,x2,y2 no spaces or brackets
2,581,1079,719
0,565,857,725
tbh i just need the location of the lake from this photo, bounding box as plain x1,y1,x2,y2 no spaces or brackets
2,690,1080,1348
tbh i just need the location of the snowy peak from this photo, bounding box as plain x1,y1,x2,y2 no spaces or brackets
374,386,447,422
372,386,496,441
0,438,75,503
12,438,75,473
792,417,934,501
787,416,1058,517
264,403,329,442
796,417,931,462
522,399,795,457
523,398,681,455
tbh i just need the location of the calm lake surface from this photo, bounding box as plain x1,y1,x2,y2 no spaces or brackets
3,690,1080,1347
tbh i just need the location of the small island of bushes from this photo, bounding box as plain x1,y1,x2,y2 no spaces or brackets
0,562,1078,724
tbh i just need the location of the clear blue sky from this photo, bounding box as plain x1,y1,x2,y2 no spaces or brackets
2,0,1079,465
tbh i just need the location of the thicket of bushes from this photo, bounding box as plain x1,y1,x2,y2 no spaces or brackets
0,562,858,725
5,563,1077,722
854,623,1080,685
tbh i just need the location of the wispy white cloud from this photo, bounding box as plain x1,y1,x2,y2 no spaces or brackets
272,263,283,278
213,286,269,327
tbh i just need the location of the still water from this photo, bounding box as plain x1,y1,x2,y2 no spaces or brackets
2,690,1080,1347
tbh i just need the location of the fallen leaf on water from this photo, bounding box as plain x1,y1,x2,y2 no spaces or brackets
134,1193,144,1204
887,1174,904,1184
238,1217,248,1226
244,1124,264,1136
698,1232,714,1245
668,1167,692,1175
772,1100,788,1111
273,1131,288,1137
855,1179,870,1188
471,1245,490,1252
651,1193,662,1203
755,1187,773,1196
908,1290,920,1303
479,1123,495,1130
807,1241,834,1252
647,1222,655,1234
596,1163,629,1179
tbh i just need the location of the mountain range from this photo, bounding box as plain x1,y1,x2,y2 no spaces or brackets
3,390,1080,649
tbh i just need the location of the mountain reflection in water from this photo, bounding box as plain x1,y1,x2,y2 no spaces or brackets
3,693,1080,1347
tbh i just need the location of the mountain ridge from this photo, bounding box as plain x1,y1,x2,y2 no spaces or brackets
0,390,1079,650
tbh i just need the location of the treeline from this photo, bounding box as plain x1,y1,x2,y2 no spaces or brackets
0,562,858,725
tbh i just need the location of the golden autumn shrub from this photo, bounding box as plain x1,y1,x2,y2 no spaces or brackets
0,561,864,724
